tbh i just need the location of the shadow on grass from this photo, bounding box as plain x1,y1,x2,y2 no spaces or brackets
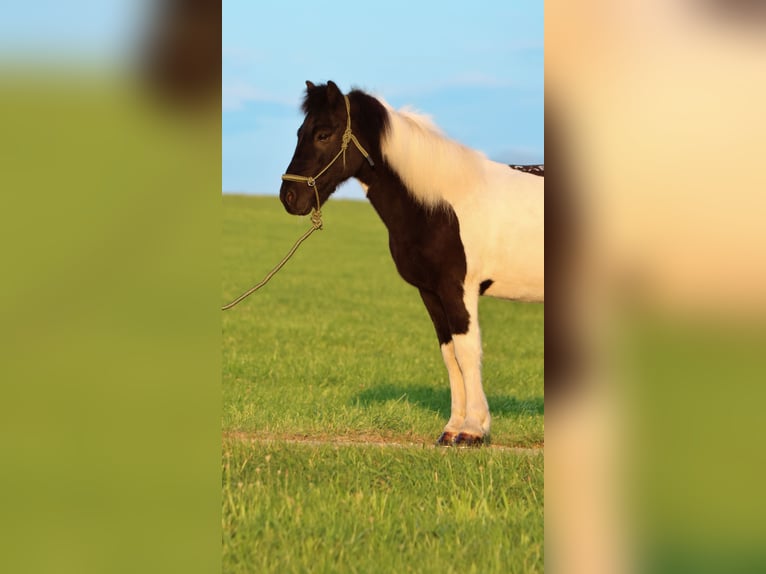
352,384,543,420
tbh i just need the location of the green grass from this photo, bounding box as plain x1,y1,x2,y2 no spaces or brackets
223,440,543,574
222,195,544,572
222,195,543,447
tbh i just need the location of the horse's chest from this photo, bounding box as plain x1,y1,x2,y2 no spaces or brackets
388,239,428,287
367,182,467,292
387,221,467,292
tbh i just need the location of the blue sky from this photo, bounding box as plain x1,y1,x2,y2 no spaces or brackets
223,1,543,198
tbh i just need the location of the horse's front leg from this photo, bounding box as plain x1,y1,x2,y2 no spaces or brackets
419,289,466,445
437,340,467,444
444,287,490,446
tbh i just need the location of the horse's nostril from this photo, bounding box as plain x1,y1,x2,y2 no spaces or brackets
285,190,295,206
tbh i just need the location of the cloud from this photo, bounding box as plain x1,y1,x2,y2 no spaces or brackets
380,71,538,102
221,81,297,111
448,72,516,89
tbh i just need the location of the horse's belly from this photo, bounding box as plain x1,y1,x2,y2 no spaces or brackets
476,231,544,301
482,275,544,302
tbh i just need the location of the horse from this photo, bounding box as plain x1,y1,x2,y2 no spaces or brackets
280,81,544,446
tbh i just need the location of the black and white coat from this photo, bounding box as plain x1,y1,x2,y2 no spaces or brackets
281,81,544,445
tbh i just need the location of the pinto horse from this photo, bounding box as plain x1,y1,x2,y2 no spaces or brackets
280,81,543,446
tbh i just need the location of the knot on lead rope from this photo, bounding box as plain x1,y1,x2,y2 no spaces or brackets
341,128,352,169
310,183,322,229
310,208,323,230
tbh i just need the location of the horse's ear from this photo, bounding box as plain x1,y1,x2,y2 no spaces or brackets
305,80,316,90
326,80,343,105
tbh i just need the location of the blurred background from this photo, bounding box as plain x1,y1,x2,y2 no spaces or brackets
546,0,766,572
1,2,221,573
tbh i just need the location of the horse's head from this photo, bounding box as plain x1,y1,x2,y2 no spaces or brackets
280,80,374,215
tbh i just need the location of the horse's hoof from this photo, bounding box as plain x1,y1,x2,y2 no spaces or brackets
453,432,485,447
435,432,457,446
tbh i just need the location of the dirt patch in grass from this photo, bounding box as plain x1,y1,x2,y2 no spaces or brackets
223,430,543,454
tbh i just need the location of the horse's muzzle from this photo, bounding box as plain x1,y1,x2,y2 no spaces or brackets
280,185,313,216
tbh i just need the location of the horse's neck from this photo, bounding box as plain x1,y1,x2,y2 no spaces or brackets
355,165,431,240
350,92,441,236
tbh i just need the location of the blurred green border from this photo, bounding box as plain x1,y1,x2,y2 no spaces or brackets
0,75,221,574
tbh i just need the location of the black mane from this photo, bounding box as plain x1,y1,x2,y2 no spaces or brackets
347,88,390,164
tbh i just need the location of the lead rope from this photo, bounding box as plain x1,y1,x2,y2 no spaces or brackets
221,187,322,311
222,93,373,311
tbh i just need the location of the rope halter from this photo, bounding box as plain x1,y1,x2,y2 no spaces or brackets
281,94,375,213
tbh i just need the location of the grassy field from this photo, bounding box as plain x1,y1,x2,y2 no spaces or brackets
222,194,544,572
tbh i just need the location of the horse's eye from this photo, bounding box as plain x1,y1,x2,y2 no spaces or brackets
316,132,331,143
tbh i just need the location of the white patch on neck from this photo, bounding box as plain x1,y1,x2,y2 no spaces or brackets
379,102,488,208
